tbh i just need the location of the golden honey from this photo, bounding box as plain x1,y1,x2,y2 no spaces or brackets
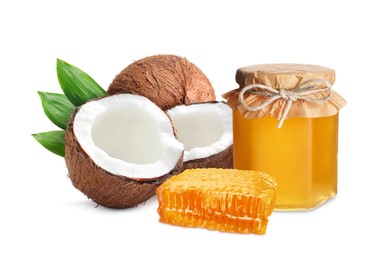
233,111,339,210
223,64,346,210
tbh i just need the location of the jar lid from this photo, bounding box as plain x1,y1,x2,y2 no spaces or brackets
223,63,346,127
235,64,335,89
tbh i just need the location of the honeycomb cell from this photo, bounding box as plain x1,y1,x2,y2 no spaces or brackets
156,168,277,235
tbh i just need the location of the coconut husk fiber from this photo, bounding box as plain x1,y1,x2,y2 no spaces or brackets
108,54,216,110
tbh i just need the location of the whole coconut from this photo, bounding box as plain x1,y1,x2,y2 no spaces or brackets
108,54,216,110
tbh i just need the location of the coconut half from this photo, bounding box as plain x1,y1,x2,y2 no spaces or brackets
166,101,233,169
65,94,184,208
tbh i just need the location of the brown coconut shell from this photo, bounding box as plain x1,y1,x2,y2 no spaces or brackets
65,108,183,209
182,145,233,171
108,54,216,110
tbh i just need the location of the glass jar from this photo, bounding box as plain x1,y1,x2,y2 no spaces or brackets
223,64,346,210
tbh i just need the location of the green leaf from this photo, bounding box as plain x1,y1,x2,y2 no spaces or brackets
32,131,65,157
57,59,107,106
38,92,75,130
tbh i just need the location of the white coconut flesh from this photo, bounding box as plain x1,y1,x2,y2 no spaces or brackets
73,94,184,180
167,102,232,162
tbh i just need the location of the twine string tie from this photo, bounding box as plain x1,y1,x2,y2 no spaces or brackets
238,78,333,128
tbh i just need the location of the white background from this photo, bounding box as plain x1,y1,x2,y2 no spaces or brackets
1,0,389,259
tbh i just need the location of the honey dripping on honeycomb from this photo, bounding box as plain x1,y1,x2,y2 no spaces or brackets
156,168,277,235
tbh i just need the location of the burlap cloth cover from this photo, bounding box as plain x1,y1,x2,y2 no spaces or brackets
223,64,346,127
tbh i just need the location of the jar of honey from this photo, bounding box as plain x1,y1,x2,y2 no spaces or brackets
223,64,346,210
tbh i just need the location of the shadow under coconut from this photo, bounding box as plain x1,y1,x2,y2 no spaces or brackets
65,195,159,212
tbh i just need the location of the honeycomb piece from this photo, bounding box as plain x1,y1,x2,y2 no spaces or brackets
156,168,277,235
